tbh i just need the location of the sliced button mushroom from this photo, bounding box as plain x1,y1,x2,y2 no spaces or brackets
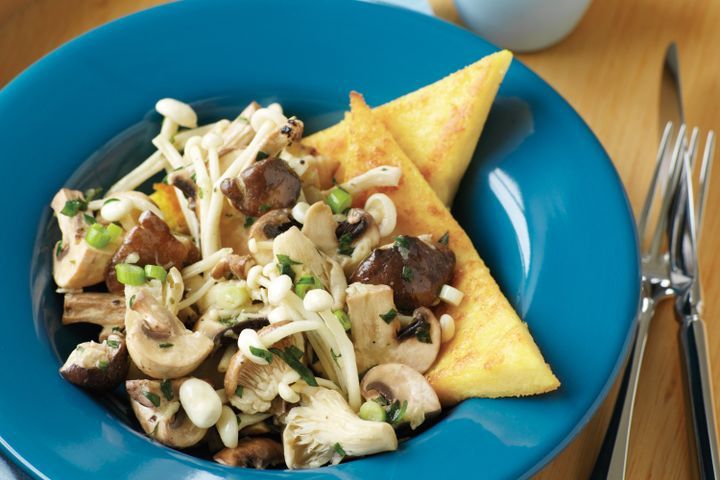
273,227,347,310
126,289,213,379
247,209,299,265
224,321,302,414
301,202,338,254
52,189,116,289
335,208,380,275
126,378,207,448
282,384,397,469
211,254,257,280
220,158,301,217
361,363,440,430
106,211,199,293
59,334,129,391
345,283,440,373
193,312,269,348
62,292,125,329
349,235,455,312
214,437,285,468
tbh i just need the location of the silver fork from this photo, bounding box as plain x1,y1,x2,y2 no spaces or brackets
591,122,689,479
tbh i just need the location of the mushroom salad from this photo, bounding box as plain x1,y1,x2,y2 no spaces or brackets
51,98,466,469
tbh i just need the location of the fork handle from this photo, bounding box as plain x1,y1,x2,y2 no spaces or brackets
591,296,656,480
679,316,720,479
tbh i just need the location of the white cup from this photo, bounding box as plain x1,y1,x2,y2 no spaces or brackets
454,0,593,52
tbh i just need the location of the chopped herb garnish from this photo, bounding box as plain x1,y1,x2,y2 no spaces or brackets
249,346,273,363
415,320,432,344
219,316,237,326
98,360,109,370
333,309,351,330
330,349,341,366
256,151,269,161
159,343,174,349
128,294,136,308
83,213,96,225
401,265,413,281
394,235,409,250
143,390,161,407
438,231,450,246
111,326,122,333
373,393,389,406
235,385,244,398
238,115,249,123
60,198,87,217
106,339,120,348
84,187,103,202
287,345,305,361
325,186,352,214
190,173,197,183
295,275,323,298
333,442,346,457
276,254,301,281
259,203,271,213
379,309,397,323
244,216,256,228
160,379,173,401
103,198,120,205
338,233,355,256
269,347,318,386
386,399,408,425
397,316,432,344
55,241,63,258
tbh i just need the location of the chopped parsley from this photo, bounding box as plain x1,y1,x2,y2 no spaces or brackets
330,349,341,366
83,213,96,225
55,241,63,258
276,254,301,281
97,360,109,370
386,399,408,426
393,235,409,250
235,385,244,398
143,390,161,407
256,151,269,161
190,173,197,183
111,326,123,333
60,198,87,217
244,216,256,228
333,442,346,457
259,203,271,213
249,346,273,363
269,346,318,386
401,265,413,281
106,339,120,349
438,231,450,246
159,343,174,349
128,294,136,308
379,309,397,323
338,233,354,256
160,379,173,401
415,320,432,344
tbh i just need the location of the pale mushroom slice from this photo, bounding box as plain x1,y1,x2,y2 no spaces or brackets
51,188,115,289
62,292,125,334
60,333,129,391
283,384,397,469
346,283,441,374
214,438,285,468
126,378,207,448
126,288,213,379
361,363,441,430
301,202,338,254
224,322,302,414
273,226,347,309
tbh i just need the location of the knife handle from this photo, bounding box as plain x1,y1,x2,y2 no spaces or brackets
679,317,720,479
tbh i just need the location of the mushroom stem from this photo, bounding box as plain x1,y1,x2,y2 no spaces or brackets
260,320,321,347
106,151,168,195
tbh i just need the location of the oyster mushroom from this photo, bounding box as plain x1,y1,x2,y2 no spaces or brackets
62,292,125,330
51,189,116,289
350,235,455,312
59,333,129,390
126,378,207,448
345,283,440,373
126,288,213,379
301,202,338,254
214,438,285,468
273,227,347,310
224,322,303,414
283,384,397,469
335,208,380,274
361,363,440,430
247,209,299,265
220,158,301,218
106,211,199,293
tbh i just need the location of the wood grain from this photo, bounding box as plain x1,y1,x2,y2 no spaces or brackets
2,0,719,478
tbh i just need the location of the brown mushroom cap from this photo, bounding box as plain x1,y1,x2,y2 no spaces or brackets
59,334,129,391
126,378,207,448
349,236,455,312
220,158,301,217
106,211,198,293
213,437,284,468
360,363,441,430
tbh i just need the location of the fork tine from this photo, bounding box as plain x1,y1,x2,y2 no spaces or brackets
650,123,687,257
696,131,716,242
638,122,673,239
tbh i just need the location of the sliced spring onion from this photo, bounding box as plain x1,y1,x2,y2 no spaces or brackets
84,187,103,202
144,264,168,282
106,223,123,241
333,309,351,330
115,264,146,286
83,213,96,225
249,346,273,363
333,443,346,457
294,275,322,299
325,186,352,214
106,339,120,349
269,346,318,386
276,254,301,281
85,223,111,249
60,198,87,217
386,399,408,425
359,400,387,422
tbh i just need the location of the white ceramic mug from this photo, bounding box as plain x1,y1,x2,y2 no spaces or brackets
454,0,593,52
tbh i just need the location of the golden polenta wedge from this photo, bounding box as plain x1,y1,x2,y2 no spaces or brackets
303,50,512,205
343,92,559,406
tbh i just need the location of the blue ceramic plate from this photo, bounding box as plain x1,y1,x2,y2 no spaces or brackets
0,0,639,478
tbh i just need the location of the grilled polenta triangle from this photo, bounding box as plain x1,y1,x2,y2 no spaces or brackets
303,50,512,205
343,92,559,406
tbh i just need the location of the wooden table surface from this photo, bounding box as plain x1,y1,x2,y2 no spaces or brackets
2,0,719,478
